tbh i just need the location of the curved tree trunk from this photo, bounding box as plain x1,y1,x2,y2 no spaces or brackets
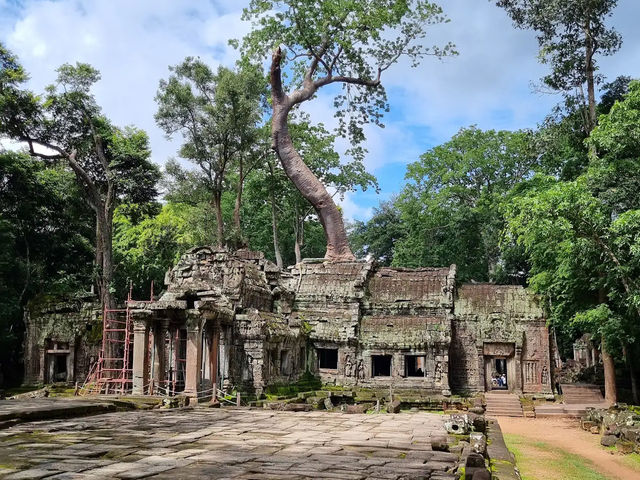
270,49,355,262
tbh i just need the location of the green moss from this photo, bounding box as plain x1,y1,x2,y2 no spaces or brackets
264,371,321,397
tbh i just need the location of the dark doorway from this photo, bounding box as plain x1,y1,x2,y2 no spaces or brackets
406,355,426,377
491,357,508,390
317,348,338,369
372,355,392,377
54,354,68,381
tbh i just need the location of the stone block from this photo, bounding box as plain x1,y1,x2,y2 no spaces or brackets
590,426,600,434
431,435,449,452
620,427,640,443
471,469,491,480
472,415,486,433
387,400,402,414
445,414,469,434
323,397,334,410
600,434,617,447
469,433,486,455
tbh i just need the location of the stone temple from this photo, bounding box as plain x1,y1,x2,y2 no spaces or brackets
25,247,552,397
121,247,552,397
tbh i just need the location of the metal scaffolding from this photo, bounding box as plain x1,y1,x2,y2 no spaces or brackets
80,283,153,395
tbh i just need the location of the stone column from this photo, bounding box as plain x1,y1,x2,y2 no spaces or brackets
132,319,150,395
477,346,486,392
184,313,203,399
511,346,523,393
152,320,168,392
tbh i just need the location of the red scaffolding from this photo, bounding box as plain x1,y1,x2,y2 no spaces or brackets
80,283,154,395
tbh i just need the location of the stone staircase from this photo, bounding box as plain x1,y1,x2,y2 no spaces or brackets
485,392,523,417
535,384,607,418
561,383,604,404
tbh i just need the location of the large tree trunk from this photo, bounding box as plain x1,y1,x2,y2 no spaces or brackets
96,210,115,311
270,192,283,270
602,343,617,405
233,157,245,247
293,205,303,265
94,217,102,295
212,192,224,248
270,49,355,262
598,287,617,404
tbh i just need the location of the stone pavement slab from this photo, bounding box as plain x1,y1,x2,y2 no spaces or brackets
0,408,458,479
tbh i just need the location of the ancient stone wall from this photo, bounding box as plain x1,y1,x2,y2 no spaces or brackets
451,284,551,393
23,295,101,385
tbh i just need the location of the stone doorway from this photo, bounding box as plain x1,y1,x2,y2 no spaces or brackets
482,342,517,392
489,357,508,390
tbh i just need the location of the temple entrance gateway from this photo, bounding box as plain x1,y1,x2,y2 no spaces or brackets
483,342,517,392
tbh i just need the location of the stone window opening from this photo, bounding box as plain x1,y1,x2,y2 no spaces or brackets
299,347,306,370
372,355,392,377
317,348,338,370
405,355,426,377
280,349,292,376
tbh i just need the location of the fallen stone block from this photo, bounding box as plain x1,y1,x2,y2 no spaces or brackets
387,400,401,414
600,434,617,447
445,414,469,434
430,435,449,452
469,433,486,455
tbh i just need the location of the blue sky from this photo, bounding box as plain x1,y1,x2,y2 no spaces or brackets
2,0,640,221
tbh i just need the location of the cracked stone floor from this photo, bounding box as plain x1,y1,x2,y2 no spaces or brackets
0,408,458,479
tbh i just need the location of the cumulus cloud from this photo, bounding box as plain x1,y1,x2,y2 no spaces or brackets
2,0,639,222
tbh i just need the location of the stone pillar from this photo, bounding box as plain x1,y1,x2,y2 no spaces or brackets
132,319,150,395
68,346,76,383
512,346,523,393
477,346,486,392
210,327,219,393
184,313,203,399
152,320,168,392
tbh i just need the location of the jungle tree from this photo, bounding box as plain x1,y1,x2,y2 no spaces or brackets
0,46,160,310
155,60,265,247
494,0,622,133
239,0,455,261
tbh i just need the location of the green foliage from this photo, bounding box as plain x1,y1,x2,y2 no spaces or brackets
0,152,93,384
264,370,322,397
393,126,538,281
349,199,405,265
239,0,455,153
113,202,203,299
494,0,621,94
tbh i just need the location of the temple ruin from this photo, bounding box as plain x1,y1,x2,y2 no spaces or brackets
24,247,553,397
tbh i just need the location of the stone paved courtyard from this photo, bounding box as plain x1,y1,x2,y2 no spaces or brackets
0,408,458,479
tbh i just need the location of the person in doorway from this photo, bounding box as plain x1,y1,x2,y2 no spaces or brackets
501,373,507,387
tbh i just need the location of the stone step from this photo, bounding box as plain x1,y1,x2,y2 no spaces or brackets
485,393,523,417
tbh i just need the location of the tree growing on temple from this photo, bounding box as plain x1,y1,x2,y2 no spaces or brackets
0,45,160,310
239,0,455,261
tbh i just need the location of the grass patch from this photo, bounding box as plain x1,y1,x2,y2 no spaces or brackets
621,452,640,470
504,433,607,480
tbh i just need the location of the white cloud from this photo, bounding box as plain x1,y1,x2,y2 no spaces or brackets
2,0,640,224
